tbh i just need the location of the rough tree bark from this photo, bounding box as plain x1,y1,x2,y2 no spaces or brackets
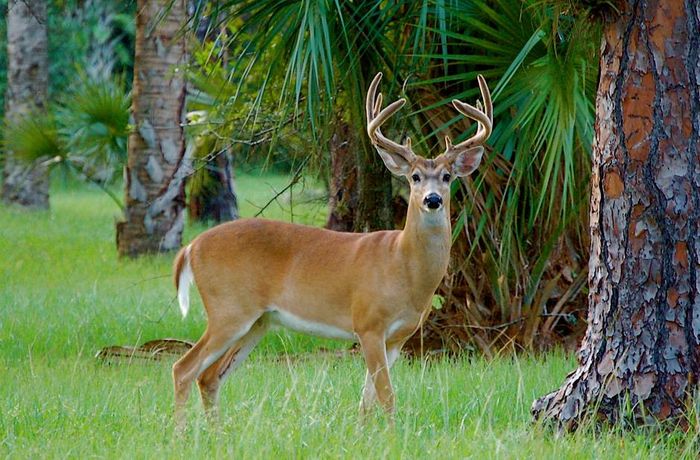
1,0,49,209
116,0,189,257
532,0,700,428
326,120,358,231
350,68,394,232
354,137,394,232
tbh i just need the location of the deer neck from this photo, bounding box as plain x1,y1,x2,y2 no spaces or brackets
398,199,452,286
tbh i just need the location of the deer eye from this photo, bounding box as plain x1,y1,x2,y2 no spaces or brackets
411,173,421,183
442,173,451,183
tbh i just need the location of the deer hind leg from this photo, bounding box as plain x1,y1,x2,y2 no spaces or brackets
360,339,403,415
172,311,260,431
196,317,268,418
358,331,398,416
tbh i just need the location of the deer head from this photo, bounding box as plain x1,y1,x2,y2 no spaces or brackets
366,73,492,215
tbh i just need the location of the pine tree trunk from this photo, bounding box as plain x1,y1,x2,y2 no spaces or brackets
1,0,49,209
532,0,700,428
116,0,189,257
326,119,358,232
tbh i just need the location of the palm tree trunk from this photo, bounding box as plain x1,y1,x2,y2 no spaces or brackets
352,69,393,232
1,0,49,209
326,118,358,231
354,140,394,232
532,0,700,428
116,0,189,257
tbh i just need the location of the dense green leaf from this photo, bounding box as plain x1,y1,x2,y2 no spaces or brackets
3,112,63,163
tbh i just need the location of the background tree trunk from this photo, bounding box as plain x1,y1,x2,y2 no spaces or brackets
532,0,700,428
1,0,49,209
116,0,189,257
354,134,394,232
348,66,394,232
326,119,358,232
187,147,239,223
185,2,239,224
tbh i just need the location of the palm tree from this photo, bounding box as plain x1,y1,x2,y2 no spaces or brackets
4,76,130,209
402,0,598,353
2,0,49,209
190,0,599,352
116,0,189,257
197,0,414,231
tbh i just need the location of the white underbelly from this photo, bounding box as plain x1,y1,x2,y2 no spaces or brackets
266,308,356,341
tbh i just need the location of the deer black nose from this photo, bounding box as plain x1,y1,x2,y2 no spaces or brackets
423,193,443,209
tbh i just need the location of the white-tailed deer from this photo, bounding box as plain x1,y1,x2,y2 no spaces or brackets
171,73,492,427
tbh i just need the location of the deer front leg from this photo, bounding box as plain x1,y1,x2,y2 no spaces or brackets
358,332,395,415
360,370,376,414
360,343,402,414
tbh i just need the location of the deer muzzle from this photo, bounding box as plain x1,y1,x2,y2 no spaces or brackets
423,193,443,210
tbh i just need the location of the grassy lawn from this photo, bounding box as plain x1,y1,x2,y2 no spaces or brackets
1,170,697,458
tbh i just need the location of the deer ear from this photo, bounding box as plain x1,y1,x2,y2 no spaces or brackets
452,146,484,177
377,149,412,176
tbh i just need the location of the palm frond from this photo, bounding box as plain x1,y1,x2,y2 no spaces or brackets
402,0,598,352
3,112,63,162
56,75,131,179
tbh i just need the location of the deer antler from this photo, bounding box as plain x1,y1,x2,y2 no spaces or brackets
366,73,416,163
444,75,492,159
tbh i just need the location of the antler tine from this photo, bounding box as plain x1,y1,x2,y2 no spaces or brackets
366,73,383,125
366,72,415,161
367,99,406,136
478,74,493,123
445,74,493,158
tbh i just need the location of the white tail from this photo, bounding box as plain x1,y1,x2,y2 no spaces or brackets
174,245,193,318
171,73,493,430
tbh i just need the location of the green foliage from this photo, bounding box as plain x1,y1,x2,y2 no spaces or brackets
187,34,323,173
184,123,220,207
191,1,411,157
3,112,62,163
208,0,343,134
3,76,131,207
48,0,136,97
411,0,597,227
56,75,131,176
0,1,135,121
385,0,598,352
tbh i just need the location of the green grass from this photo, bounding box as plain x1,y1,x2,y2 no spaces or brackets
0,170,697,458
